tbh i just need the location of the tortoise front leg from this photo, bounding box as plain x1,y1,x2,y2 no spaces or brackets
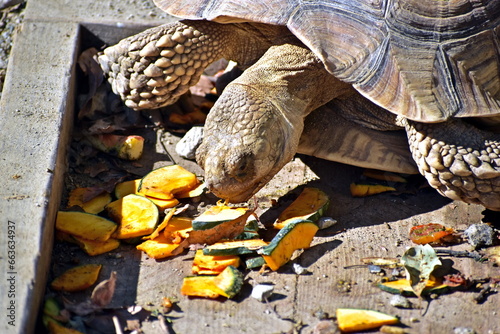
406,119,500,210
98,20,288,110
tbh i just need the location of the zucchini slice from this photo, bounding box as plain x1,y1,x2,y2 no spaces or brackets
336,308,399,332
106,194,159,239
138,165,198,200
274,187,329,229
260,219,319,271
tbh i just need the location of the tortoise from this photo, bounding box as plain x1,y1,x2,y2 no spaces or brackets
98,0,500,210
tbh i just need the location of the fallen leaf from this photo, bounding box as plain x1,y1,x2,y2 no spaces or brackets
401,244,442,297
91,271,117,307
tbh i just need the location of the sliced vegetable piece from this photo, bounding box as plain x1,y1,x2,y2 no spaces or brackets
181,276,222,299
106,194,159,239
136,234,183,259
67,187,112,214
350,183,396,197
203,239,268,256
213,265,244,298
138,165,198,200
176,182,206,198
114,179,179,210
260,219,318,271
114,179,141,199
181,266,243,299
163,216,193,242
145,207,177,240
87,134,144,160
336,308,399,332
273,187,329,229
192,203,250,231
72,236,120,256
50,264,102,292
409,223,454,245
192,249,240,274
56,211,117,242
187,208,254,245
245,256,266,269
378,278,450,296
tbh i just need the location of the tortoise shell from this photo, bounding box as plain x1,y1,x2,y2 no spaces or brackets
154,0,500,122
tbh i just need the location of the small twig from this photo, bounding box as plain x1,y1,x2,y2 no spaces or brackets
473,282,497,304
434,249,483,261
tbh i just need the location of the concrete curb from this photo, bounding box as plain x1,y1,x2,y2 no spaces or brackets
0,1,174,332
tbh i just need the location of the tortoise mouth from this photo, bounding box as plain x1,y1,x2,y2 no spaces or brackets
206,175,271,203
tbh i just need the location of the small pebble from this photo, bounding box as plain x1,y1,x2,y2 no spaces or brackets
312,320,339,334
293,263,309,275
175,126,204,159
389,294,412,309
368,265,382,274
317,217,337,229
251,284,274,302
463,223,495,248
453,327,476,334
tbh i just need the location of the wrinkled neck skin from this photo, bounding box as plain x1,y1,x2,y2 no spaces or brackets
196,42,353,202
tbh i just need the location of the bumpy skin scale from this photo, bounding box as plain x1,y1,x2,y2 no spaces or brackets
99,20,292,110
406,119,500,210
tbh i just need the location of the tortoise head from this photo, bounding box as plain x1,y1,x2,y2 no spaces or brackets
196,83,303,203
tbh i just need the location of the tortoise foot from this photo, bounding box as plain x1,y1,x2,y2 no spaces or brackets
98,20,224,110
407,119,500,211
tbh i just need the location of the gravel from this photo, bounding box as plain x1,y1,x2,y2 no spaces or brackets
0,1,24,98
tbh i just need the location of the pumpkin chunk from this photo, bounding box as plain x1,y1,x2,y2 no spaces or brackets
50,264,102,292
181,265,243,299
336,308,399,332
192,203,250,230
114,179,179,210
350,183,396,197
67,187,112,214
260,219,318,271
409,223,454,245
106,194,159,239
203,239,268,256
192,249,240,275
378,278,450,296
87,134,144,160
138,165,198,200
136,234,183,259
56,211,117,242
273,187,329,229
